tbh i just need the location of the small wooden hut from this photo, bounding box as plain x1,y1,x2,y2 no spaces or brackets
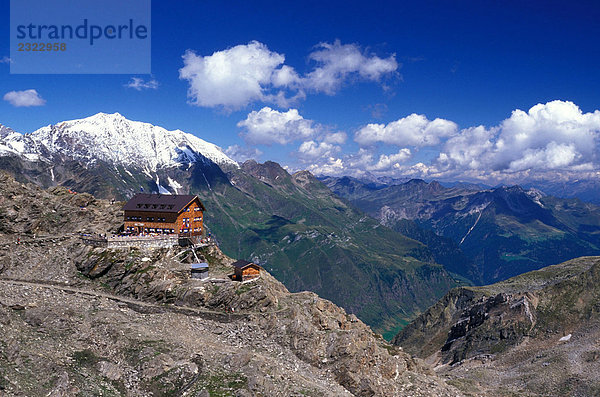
231,260,262,281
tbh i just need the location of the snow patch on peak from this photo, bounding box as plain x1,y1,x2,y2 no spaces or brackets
0,125,39,159
526,188,545,207
23,113,238,170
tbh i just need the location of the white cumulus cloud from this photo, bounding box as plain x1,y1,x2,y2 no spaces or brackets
237,107,318,145
304,100,600,183
297,140,341,161
493,100,599,171
304,40,398,94
179,41,291,111
225,144,263,163
304,147,413,177
323,131,348,144
437,126,496,170
355,113,458,147
305,157,346,176
367,149,412,171
3,89,46,107
179,40,398,110
437,100,600,175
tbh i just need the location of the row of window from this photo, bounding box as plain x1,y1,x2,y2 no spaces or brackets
125,226,203,234
126,226,175,233
136,204,175,210
126,216,168,222
183,207,203,212
180,227,202,233
182,218,201,226
126,216,201,223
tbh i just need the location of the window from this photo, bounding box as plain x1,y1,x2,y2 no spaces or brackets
146,217,154,221
194,207,201,212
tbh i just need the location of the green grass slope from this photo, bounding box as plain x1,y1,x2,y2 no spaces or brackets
192,162,462,336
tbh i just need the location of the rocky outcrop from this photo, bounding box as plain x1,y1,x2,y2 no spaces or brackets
0,173,462,396
394,256,600,396
75,244,461,396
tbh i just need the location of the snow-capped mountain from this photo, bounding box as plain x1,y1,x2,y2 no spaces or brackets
0,112,237,171
0,124,40,161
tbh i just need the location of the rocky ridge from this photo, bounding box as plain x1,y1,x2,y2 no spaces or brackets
0,172,461,396
393,256,600,396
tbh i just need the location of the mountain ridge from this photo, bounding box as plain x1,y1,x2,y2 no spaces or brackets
392,255,600,396
0,114,462,337
0,112,237,171
324,176,600,285
0,171,462,397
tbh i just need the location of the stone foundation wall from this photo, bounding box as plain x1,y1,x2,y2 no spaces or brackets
80,236,179,249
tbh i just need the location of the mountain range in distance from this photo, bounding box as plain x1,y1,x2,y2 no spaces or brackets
0,112,462,339
1,112,599,340
323,175,600,285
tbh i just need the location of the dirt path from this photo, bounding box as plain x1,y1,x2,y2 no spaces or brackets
0,277,288,320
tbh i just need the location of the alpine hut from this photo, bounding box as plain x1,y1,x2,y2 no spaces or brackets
231,260,262,281
123,194,205,237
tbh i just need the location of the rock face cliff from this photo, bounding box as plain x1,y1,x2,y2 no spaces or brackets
0,172,461,396
394,256,600,396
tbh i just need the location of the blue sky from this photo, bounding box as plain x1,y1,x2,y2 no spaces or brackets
1,0,600,183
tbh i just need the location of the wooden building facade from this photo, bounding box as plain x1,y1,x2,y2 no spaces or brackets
123,194,206,237
232,260,262,281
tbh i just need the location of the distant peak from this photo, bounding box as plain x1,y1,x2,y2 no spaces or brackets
88,112,126,120
406,178,427,185
25,113,238,167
